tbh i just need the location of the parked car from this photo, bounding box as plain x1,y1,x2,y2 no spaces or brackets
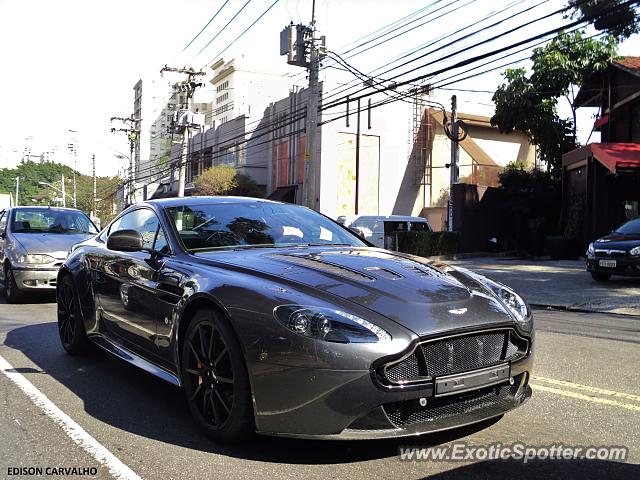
586,217,640,281
0,206,98,302
345,215,432,249
57,197,533,442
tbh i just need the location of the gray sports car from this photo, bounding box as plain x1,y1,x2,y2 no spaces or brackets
57,197,533,442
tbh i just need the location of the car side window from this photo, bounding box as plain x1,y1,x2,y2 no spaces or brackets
109,209,168,252
0,211,6,236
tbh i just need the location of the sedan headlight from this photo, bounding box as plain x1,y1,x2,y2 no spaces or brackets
274,305,391,343
630,246,640,256
586,243,595,258
17,254,56,265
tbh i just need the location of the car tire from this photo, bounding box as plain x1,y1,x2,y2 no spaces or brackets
181,308,254,443
57,275,89,354
4,265,23,303
591,272,611,282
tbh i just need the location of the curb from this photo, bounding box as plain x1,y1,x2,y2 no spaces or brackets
530,303,640,318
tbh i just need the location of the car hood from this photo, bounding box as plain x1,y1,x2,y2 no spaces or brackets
196,247,515,337
594,232,640,250
12,232,93,259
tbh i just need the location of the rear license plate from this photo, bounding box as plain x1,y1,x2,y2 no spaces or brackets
435,363,510,397
599,259,617,268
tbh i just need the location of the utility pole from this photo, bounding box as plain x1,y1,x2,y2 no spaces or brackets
110,115,140,205
448,95,459,232
73,173,77,208
280,3,325,210
15,177,19,206
355,97,361,215
160,65,205,197
61,174,66,208
92,154,97,217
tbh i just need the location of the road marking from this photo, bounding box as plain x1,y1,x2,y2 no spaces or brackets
0,354,142,480
531,384,640,412
532,375,640,403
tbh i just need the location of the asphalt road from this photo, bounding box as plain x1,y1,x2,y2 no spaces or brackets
0,293,639,480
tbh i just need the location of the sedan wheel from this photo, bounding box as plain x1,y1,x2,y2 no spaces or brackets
57,276,89,354
181,308,253,442
4,265,23,303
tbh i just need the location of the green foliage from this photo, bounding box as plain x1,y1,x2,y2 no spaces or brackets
491,30,618,179
0,160,120,226
498,163,561,253
194,165,264,198
395,231,459,257
530,31,618,97
568,0,640,40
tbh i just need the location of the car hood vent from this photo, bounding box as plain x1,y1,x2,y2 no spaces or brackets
272,254,376,282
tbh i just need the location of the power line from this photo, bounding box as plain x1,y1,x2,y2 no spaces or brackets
183,0,231,51
319,0,535,104
203,0,281,68
194,0,254,59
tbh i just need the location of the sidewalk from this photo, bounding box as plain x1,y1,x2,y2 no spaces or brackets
445,257,640,316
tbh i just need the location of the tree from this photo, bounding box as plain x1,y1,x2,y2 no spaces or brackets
0,160,120,226
194,165,263,198
568,0,640,40
491,31,618,179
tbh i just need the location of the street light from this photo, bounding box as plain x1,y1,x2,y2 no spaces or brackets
38,181,74,207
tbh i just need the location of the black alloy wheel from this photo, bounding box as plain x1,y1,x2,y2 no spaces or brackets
4,265,23,303
57,275,89,354
181,308,253,442
591,272,611,282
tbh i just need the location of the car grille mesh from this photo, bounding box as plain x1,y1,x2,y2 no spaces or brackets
384,383,516,427
381,330,527,385
422,332,506,377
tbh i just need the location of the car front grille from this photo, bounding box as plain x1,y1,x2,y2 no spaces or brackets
380,329,528,385
383,380,519,427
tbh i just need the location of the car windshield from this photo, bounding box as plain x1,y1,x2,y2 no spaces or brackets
166,202,366,252
11,209,98,234
614,218,640,235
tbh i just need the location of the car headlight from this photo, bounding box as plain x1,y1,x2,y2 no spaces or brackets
463,272,532,331
273,305,391,343
17,254,56,264
630,246,640,256
586,243,595,258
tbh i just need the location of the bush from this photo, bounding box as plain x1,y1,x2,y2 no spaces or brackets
395,231,459,257
194,165,264,198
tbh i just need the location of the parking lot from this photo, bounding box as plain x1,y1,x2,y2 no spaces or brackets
1,291,638,479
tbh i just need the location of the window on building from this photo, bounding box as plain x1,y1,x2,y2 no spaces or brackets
219,146,235,166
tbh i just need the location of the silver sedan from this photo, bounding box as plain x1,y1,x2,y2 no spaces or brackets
0,206,97,302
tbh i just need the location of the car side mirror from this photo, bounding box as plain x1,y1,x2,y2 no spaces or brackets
107,229,144,252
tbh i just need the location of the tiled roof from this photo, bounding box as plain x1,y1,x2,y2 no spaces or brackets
614,56,640,72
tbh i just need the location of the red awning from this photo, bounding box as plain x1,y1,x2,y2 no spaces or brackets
593,114,609,129
591,143,640,173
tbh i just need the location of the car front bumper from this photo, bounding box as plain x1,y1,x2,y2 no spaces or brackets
12,267,60,290
252,335,534,440
586,256,640,276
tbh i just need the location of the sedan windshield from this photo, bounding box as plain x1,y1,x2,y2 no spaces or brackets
11,209,98,234
166,202,366,251
614,218,640,235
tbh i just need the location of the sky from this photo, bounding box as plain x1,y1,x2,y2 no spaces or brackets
0,0,638,178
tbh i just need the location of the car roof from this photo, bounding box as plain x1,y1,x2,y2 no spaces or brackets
7,206,84,212
139,196,287,209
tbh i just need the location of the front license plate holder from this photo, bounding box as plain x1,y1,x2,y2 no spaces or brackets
599,259,617,268
435,363,510,397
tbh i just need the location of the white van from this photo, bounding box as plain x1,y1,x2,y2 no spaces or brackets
344,215,432,249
